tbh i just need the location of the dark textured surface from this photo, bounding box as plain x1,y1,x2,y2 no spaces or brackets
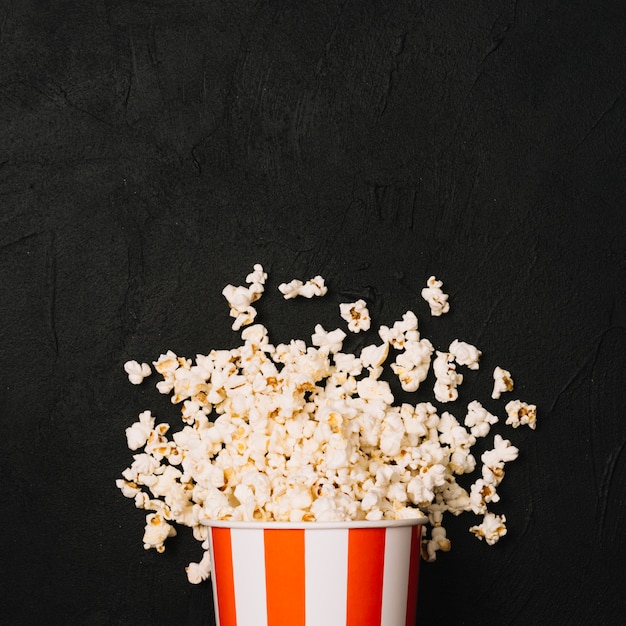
1,1,625,624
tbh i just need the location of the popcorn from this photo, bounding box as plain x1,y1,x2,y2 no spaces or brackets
339,300,371,333
143,512,177,552
186,549,212,584
125,411,155,450
378,311,419,348
421,276,450,316
464,401,498,438
245,263,268,286
432,351,463,403
505,400,537,429
278,275,327,299
449,340,481,370
492,366,514,399
360,342,389,370
391,337,433,392
118,265,536,582
311,324,347,355
222,265,267,330
124,360,152,385
469,512,508,545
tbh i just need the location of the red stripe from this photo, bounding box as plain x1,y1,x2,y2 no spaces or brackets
346,528,386,626
405,525,422,626
211,528,237,626
264,529,306,626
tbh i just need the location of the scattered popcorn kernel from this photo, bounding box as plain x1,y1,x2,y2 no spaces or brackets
464,401,498,438
391,337,433,392
433,351,463,403
339,300,371,333
378,311,419,348
246,263,268,286
125,411,155,451
360,342,389,369
278,279,305,299
124,360,152,385
222,265,267,330
421,276,450,316
449,340,481,370
279,275,327,299
186,549,212,584
492,366,514,399
143,512,177,552
505,400,537,429
311,324,346,355
469,512,508,545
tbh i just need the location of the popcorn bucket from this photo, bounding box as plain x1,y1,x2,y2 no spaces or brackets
207,518,427,626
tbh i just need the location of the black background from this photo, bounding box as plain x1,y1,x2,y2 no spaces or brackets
1,1,625,624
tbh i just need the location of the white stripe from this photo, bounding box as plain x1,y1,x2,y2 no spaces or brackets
230,528,268,626
381,526,412,626
305,528,349,626
208,530,221,626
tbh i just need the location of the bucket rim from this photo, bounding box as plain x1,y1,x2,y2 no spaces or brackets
202,516,428,530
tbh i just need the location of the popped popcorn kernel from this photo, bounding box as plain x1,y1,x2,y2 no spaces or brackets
311,324,346,355
469,512,508,545
246,263,268,286
432,351,463,403
124,360,152,385
464,401,498,438
186,549,212,584
339,300,371,333
492,366,514,399
421,276,450,316
125,411,155,451
143,512,177,552
505,400,537,430
449,340,481,370
279,275,327,299
222,265,267,330
378,311,419,348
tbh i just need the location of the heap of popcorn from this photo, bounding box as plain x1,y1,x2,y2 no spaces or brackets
117,265,536,584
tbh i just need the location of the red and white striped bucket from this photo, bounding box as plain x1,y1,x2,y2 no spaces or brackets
207,518,427,626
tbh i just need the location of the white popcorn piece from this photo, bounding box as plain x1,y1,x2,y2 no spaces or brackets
492,366,514,399
432,351,463,403
153,350,180,376
245,263,268,286
116,479,140,499
125,411,155,451
468,478,499,515
339,300,371,333
423,524,451,561
360,342,389,369
505,400,537,430
277,279,304,299
186,549,212,584
311,324,346,355
222,265,267,330
482,434,519,468
278,275,327,299
421,276,450,316
378,311,419,348
449,340,481,370
391,338,433,392
469,435,519,513
470,512,508,545
464,401,498,438
124,360,152,385
143,512,177,552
